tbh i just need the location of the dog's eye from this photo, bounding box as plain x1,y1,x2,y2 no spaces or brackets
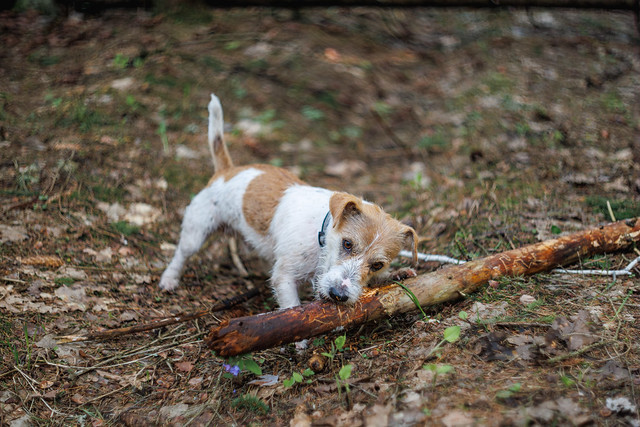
370,262,384,272
342,239,353,252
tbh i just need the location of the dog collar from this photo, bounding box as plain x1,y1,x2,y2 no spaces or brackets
318,211,331,247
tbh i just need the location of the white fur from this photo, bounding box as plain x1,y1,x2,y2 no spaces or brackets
159,173,369,307
207,94,224,168
159,168,264,291
159,93,408,309
268,185,332,307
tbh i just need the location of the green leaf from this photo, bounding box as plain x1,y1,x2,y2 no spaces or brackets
443,326,461,343
459,311,468,320
334,335,346,351
435,364,454,375
423,364,437,372
321,352,334,359
301,106,325,121
560,375,575,387
239,358,262,376
302,368,315,377
550,225,562,235
292,372,303,383
338,364,353,380
509,382,522,392
283,377,295,388
496,390,513,400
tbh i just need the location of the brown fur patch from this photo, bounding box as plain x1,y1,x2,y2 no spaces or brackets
213,135,234,171
329,192,418,278
205,165,303,235
241,165,304,235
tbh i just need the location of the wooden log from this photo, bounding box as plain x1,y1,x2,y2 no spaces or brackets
204,0,637,10
206,218,640,356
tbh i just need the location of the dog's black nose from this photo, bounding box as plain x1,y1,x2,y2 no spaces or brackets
328,287,349,302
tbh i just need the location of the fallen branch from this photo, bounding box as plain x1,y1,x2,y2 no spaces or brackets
203,0,637,10
206,218,640,356
57,287,260,343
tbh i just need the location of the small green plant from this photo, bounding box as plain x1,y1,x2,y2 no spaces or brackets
312,337,325,347
423,363,455,386
426,325,461,359
125,95,142,112
418,131,449,151
301,105,325,121
601,91,626,115
113,53,130,69
157,119,169,154
341,125,362,140
336,364,353,403
483,71,514,94
54,277,75,286
14,162,40,192
225,355,263,377
284,368,315,388
112,221,140,236
550,224,562,235
496,382,522,400
45,93,63,108
231,394,270,415
321,334,347,360
224,41,242,51
560,375,575,387
373,101,393,117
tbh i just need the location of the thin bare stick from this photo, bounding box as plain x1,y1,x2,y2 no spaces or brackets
546,340,610,364
228,237,249,277
57,287,259,344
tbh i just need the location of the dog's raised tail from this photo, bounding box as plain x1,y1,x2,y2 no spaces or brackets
208,93,233,172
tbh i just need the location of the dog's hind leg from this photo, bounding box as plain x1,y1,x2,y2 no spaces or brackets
159,188,220,291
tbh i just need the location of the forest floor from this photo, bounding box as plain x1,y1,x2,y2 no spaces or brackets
1,3,639,426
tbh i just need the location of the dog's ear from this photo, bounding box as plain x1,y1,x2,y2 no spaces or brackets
329,192,363,229
403,226,419,265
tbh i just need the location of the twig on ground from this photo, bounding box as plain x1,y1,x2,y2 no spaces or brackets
57,286,259,343
399,251,640,278
1,276,27,284
493,321,552,328
228,236,249,277
546,340,610,364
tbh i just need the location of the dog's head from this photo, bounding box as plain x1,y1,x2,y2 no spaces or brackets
314,192,418,304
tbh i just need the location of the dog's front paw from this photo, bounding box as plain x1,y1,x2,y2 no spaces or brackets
158,275,180,291
391,268,417,281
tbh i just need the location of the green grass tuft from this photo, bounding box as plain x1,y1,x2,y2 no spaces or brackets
585,196,640,220
231,394,270,415
112,221,140,236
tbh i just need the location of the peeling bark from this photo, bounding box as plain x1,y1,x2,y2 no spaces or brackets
206,218,640,356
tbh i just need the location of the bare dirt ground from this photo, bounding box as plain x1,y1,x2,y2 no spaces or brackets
1,3,639,426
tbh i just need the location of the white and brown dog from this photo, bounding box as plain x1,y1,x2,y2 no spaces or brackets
159,94,418,309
